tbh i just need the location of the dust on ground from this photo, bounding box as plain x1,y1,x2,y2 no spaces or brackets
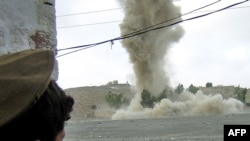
64,107,250,141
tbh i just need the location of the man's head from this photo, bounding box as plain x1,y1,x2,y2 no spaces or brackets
0,49,74,141
0,80,74,141
0,49,54,126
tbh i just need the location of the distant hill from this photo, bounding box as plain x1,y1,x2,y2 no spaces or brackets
65,84,250,119
65,83,134,119
199,86,236,99
199,86,250,103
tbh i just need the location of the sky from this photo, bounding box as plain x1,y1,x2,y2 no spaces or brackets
55,0,250,89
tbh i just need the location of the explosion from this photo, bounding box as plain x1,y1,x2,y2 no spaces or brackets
112,0,244,120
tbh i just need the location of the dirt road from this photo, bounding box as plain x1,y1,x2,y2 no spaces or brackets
64,109,250,141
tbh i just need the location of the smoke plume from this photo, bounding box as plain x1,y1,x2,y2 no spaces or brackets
112,91,244,120
113,0,244,120
119,0,184,96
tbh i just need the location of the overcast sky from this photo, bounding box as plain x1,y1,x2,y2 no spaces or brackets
55,0,250,89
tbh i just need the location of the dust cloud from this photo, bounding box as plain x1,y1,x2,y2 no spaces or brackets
113,0,244,120
112,91,244,120
118,0,184,96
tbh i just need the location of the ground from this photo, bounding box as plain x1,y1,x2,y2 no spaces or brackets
65,84,250,119
64,107,250,141
64,85,250,140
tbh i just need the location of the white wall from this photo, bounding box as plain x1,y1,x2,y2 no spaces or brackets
0,0,58,80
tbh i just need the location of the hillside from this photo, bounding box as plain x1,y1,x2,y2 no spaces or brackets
65,83,134,119
65,84,250,119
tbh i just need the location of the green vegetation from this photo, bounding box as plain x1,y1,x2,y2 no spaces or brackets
105,83,249,109
91,105,97,110
234,86,247,103
188,84,199,94
206,82,213,87
140,88,173,108
156,88,168,101
174,84,184,94
140,89,156,108
105,91,129,109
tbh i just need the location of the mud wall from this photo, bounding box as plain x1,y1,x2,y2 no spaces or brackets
0,0,58,80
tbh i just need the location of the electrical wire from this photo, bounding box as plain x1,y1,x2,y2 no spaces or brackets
56,45,96,58
55,0,231,58
118,0,221,39
117,0,249,41
57,0,220,29
58,0,220,52
191,5,250,13
57,5,250,29
56,0,181,17
56,0,249,58
57,8,123,17
58,20,122,29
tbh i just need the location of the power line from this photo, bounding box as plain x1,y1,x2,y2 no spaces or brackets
56,7,123,17
119,0,221,39
55,0,232,57
115,0,248,41
57,20,121,29
57,0,221,30
56,0,249,58
58,20,122,29
56,45,96,58
191,5,250,13
57,5,250,29
57,0,221,54
56,0,182,17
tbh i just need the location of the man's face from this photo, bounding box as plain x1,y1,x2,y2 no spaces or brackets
55,130,65,141
35,130,65,141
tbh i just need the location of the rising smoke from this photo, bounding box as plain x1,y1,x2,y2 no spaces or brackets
112,0,244,120
112,91,244,120
119,0,184,96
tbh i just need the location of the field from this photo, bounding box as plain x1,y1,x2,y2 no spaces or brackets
64,84,250,141
65,84,250,119
64,108,250,141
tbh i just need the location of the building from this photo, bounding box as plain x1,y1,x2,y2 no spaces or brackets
0,0,58,79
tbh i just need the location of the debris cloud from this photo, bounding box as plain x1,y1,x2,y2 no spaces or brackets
119,0,184,96
112,91,244,120
113,0,244,120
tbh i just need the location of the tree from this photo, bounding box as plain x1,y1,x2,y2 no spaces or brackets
188,84,199,94
206,82,213,87
140,88,172,108
105,91,128,109
174,84,184,94
140,89,155,108
91,105,97,110
156,88,167,101
234,86,247,103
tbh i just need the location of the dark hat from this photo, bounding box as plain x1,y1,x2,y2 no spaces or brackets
0,49,54,127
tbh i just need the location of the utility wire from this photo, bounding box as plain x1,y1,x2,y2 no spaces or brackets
117,0,248,41
57,5,250,29
58,0,220,52
56,0,249,58
57,0,219,29
56,0,182,17
55,0,229,58
57,8,123,17
118,0,221,39
58,20,122,29
191,5,250,13
56,45,96,58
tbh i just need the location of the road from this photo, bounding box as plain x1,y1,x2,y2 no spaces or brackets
64,108,250,141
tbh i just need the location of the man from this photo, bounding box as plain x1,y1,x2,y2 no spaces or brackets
0,49,74,141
